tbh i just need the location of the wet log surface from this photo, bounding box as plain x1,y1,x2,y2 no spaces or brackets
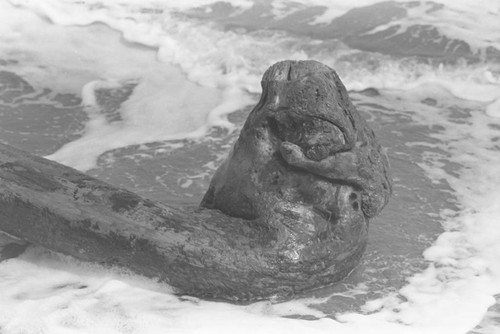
0,60,391,301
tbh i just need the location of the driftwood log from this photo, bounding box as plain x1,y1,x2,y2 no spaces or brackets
0,60,391,301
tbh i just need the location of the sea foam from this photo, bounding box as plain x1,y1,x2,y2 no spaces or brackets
1,1,500,333
3,0,500,171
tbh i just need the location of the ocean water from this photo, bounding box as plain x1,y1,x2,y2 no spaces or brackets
0,0,499,333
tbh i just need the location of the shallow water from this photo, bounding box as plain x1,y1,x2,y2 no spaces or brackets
1,1,500,333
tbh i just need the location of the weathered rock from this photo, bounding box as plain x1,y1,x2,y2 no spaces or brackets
202,60,391,219
0,60,391,301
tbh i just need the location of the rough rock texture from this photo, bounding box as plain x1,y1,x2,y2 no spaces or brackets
0,60,391,301
202,60,391,219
